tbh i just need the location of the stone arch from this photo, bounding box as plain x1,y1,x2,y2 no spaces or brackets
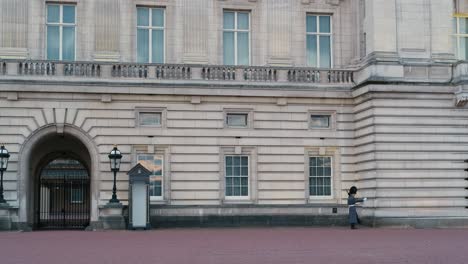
17,124,100,229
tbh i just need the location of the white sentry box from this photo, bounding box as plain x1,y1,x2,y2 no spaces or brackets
127,163,151,230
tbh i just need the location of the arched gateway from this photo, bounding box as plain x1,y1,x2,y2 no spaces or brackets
18,125,100,230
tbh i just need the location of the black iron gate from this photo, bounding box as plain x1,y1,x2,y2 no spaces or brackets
38,159,90,229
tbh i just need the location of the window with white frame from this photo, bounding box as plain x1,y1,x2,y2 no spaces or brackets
454,16,468,60
137,7,165,63
309,157,332,196
46,4,76,61
139,112,162,126
223,11,250,65
226,113,248,128
137,154,164,198
310,115,331,129
306,14,332,68
225,156,249,197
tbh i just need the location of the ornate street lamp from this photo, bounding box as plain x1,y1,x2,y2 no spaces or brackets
108,145,122,203
0,145,10,204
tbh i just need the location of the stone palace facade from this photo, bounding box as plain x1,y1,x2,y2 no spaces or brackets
0,0,467,230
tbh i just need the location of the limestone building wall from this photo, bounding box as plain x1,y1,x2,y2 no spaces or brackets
1,0,468,228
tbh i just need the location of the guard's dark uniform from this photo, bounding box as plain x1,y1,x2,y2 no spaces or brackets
348,196,364,225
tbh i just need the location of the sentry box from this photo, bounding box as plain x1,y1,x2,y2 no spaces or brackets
127,163,151,230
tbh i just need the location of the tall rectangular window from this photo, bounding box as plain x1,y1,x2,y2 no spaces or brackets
454,16,468,60
223,11,250,65
309,157,332,197
137,7,165,63
137,154,164,198
47,4,76,61
225,156,249,198
306,15,332,68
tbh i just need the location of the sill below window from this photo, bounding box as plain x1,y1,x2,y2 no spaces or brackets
150,199,167,205
307,197,338,204
223,199,254,205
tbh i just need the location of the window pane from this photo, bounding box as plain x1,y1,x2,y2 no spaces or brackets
226,177,233,187
153,157,163,176
223,12,235,29
150,178,162,196
310,167,317,177
310,115,330,128
227,113,247,127
461,18,468,34
63,6,75,23
139,112,161,126
233,177,240,186
241,177,248,186
237,32,249,65
241,157,248,166
461,37,468,60
306,15,317,33
310,186,316,196
137,29,149,63
152,29,164,63
137,8,149,26
226,166,233,176
62,27,75,61
319,16,331,33
226,156,232,166
310,157,317,167
47,5,60,23
233,156,240,166
223,32,235,65
241,166,248,176
317,157,323,166
47,26,60,60
152,9,164,27
317,167,323,176
241,187,248,196
226,186,232,196
319,36,331,68
238,13,249,30
310,177,317,186
234,166,240,176
233,187,240,196
306,35,317,66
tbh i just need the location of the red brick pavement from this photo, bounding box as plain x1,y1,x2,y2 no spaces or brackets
0,227,467,264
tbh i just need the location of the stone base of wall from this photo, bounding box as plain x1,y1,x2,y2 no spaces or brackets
370,217,468,228
151,215,348,228
149,204,349,228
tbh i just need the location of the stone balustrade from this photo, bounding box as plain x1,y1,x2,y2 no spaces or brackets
0,60,355,85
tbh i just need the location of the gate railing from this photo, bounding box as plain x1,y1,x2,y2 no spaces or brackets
39,177,90,229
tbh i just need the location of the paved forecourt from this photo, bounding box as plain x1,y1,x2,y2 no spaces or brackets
1,227,468,264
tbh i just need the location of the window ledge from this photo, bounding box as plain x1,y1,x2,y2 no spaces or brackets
307,198,338,204
222,199,254,205
150,199,168,205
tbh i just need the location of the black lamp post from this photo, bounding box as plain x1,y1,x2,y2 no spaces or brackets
108,145,122,204
0,145,10,204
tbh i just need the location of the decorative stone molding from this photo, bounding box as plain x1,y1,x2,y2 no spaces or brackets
455,90,468,107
